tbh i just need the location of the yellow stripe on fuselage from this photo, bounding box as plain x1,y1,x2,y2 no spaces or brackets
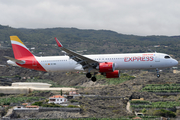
10,36,25,45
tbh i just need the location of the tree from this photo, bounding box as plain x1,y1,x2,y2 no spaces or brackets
60,89,62,96
142,108,147,114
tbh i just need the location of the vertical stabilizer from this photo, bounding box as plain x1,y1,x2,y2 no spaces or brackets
9,36,46,71
10,36,34,59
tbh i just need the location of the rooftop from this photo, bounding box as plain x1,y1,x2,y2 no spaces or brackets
49,95,65,99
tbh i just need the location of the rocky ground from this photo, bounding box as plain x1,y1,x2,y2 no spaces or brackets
0,65,180,118
1,49,180,118
1,65,180,118
12,111,84,119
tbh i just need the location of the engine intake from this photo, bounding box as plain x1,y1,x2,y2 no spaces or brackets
106,70,120,78
98,62,115,73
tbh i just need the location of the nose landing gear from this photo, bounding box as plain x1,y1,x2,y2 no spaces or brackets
156,68,160,78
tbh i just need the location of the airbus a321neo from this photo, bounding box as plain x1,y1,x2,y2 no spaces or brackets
5,36,178,82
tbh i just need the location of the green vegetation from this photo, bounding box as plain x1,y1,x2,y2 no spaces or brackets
131,100,180,109
1,25,180,60
153,109,176,118
130,100,150,104
31,101,43,106
70,99,79,103
0,96,45,105
142,108,147,113
32,100,79,108
142,84,180,93
97,73,135,85
32,102,79,108
41,103,64,107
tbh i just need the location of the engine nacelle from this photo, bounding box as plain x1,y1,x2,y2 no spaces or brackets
98,62,115,73
106,70,120,78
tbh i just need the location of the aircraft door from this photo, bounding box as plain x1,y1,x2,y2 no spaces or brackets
155,54,160,62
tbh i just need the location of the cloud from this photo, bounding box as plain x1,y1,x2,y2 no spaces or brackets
0,0,180,36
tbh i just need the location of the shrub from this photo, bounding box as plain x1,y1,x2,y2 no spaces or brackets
41,103,64,107
142,108,147,113
3,102,10,105
70,99,78,103
153,109,176,118
32,101,43,106
112,110,120,113
67,105,79,108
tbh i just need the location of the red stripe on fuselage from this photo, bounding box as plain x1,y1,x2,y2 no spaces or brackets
12,44,46,71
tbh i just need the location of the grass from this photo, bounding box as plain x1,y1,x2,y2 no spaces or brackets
0,96,45,105
142,84,180,93
96,73,135,85
131,100,180,109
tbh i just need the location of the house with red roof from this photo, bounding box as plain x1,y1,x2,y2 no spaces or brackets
48,95,67,104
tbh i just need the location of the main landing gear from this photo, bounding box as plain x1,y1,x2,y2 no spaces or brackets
156,68,160,78
86,72,97,82
86,72,92,78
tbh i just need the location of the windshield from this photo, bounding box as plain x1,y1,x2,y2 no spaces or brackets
164,56,170,59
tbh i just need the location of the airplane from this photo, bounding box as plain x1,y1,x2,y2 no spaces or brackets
5,36,178,82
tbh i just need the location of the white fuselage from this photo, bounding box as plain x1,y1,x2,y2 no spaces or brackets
22,52,178,72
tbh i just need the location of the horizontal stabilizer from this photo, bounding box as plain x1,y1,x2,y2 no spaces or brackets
4,56,25,64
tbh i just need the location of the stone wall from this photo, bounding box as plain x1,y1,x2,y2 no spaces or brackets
11,107,81,119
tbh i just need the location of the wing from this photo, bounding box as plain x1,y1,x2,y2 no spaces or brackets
55,37,99,70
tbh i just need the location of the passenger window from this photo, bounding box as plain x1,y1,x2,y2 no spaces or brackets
164,56,170,59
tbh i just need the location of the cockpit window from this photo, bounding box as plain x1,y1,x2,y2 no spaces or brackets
164,56,170,59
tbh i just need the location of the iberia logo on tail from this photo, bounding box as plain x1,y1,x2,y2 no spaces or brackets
9,36,46,71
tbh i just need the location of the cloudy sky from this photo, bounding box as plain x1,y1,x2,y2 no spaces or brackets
0,0,180,36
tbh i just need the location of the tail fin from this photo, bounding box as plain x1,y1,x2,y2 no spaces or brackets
10,36,34,59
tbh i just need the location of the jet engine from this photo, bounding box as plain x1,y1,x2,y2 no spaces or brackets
97,62,115,73
106,70,120,78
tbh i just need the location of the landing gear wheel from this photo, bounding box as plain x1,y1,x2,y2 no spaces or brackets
156,68,160,78
91,76,96,82
157,74,160,78
86,73,92,78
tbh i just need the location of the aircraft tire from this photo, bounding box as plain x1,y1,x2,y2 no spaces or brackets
86,73,92,78
157,74,160,78
91,76,96,82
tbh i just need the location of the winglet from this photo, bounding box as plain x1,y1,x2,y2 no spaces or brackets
55,37,63,47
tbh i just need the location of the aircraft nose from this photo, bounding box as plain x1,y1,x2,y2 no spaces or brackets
173,59,178,66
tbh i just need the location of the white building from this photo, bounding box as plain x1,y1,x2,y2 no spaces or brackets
30,47,35,50
12,82,51,88
0,82,76,94
48,95,67,104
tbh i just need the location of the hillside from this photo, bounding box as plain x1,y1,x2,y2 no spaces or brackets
0,25,180,118
0,24,180,59
1,63,180,118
